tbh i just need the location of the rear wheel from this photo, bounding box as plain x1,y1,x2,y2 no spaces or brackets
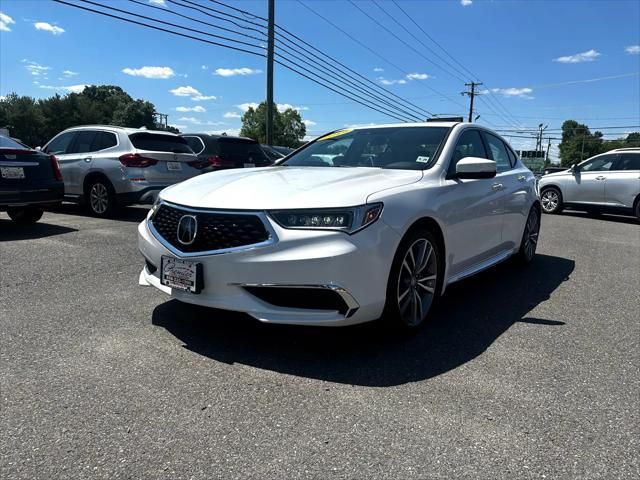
541,187,563,214
86,178,117,217
383,228,442,329
7,207,44,224
634,197,640,221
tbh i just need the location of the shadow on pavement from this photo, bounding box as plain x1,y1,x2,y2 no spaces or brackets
152,254,574,386
561,209,638,225
51,203,150,223
0,218,77,241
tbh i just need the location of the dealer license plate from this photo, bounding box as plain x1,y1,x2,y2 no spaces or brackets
167,162,182,171
0,167,25,179
160,256,203,293
243,163,255,168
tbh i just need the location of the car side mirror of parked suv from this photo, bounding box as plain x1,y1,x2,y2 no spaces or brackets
570,163,578,174
456,157,497,179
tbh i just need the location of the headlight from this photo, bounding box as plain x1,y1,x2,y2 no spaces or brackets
269,203,383,234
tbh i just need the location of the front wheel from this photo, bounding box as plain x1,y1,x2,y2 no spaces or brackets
541,187,563,214
516,206,540,264
383,228,443,329
7,207,44,224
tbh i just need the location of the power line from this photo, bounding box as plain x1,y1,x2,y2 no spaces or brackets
52,0,417,123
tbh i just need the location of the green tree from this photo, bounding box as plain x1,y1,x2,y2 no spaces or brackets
240,102,306,147
0,93,46,146
111,99,156,129
558,120,604,167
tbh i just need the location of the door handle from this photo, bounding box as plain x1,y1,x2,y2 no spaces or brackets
595,176,606,180
517,175,526,182
491,183,503,191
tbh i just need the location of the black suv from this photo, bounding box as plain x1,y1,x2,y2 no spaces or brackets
181,134,272,172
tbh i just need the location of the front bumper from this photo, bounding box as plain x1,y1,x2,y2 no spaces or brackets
137,212,400,326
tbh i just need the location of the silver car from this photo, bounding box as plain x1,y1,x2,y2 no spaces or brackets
42,125,200,216
538,148,640,220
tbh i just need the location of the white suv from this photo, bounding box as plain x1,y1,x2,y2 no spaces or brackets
538,148,640,219
43,125,200,216
138,123,540,328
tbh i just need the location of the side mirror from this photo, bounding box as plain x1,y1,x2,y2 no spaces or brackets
570,163,578,174
456,157,497,179
35,146,42,151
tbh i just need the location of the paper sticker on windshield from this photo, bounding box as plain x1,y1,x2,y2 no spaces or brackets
416,156,430,163
317,129,353,141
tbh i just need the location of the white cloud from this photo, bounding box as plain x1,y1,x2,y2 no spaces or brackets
553,49,601,64
344,122,379,128
237,102,260,112
625,45,640,55
303,119,317,127
176,105,206,112
378,77,407,86
169,85,216,101
486,87,534,99
201,65,208,70
214,67,262,77
23,60,50,76
461,0,473,5
40,84,88,93
178,117,199,123
34,22,65,35
0,11,16,32
123,66,175,79
406,72,430,80
223,111,242,118
149,0,167,6
373,67,384,72
277,103,309,112
62,70,78,77
0,95,6,101
206,128,241,137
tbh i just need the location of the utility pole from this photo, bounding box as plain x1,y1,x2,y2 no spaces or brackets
461,82,483,122
545,138,551,165
266,0,275,146
537,123,548,153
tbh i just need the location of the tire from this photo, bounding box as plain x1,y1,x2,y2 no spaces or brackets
634,198,640,221
516,206,540,264
7,207,44,224
383,228,443,329
540,187,563,214
85,178,117,217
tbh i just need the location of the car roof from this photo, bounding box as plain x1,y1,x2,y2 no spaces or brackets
61,125,181,136
181,133,257,142
346,122,461,131
609,147,640,152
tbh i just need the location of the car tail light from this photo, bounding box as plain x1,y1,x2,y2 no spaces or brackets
119,153,158,168
208,155,235,168
50,155,63,181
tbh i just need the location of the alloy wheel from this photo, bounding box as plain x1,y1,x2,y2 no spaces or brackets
90,182,109,215
397,238,438,327
523,210,540,261
541,190,559,213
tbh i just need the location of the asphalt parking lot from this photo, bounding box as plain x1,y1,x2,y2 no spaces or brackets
1,206,638,479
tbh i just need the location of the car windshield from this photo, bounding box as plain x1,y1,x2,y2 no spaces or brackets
281,126,449,170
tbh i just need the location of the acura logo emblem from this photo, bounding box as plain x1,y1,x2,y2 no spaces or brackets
177,215,197,245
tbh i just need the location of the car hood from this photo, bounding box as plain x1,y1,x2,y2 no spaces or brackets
160,166,423,209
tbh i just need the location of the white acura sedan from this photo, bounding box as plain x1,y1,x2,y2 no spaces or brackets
138,122,540,328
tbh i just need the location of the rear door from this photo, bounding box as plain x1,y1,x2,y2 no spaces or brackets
605,153,640,208
61,130,100,195
565,154,614,204
128,132,199,184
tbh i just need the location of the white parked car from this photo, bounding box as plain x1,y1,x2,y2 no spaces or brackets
538,148,640,219
138,123,540,328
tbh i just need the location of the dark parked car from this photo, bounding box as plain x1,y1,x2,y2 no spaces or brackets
0,135,64,223
181,134,271,172
261,144,285,162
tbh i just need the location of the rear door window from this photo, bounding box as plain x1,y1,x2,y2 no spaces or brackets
129,133,192,153
91,131,118,151
613,153,640,171
483,132,512,173
45,132,76,155
67,130,98,154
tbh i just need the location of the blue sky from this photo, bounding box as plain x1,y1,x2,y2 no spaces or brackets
1,0,639,161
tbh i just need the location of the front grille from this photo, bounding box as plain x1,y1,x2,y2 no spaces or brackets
151,203,270,253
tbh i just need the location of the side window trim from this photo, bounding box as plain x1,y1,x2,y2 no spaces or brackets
183,135,206,155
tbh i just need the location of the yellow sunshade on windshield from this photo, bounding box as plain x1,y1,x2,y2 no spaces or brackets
317,129,353,141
